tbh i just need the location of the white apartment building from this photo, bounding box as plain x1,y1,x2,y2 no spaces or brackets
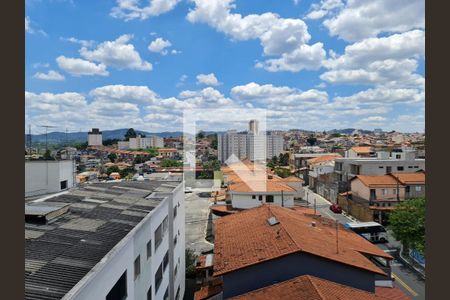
25,159,76,197
88,128,103,146
130,135,164,149
25,176,185,300
266,134,283,160
118,141,130,150
218,130,248,163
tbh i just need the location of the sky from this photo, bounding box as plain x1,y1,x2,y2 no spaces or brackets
25,0,425,134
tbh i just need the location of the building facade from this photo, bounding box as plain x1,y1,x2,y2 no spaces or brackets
129,135,164,149
25,159,76,197
88,128,103,146
25,177,185,300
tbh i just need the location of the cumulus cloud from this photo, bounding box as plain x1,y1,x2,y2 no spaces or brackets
25,16,47,36
111,0,181,21
61,37,95,47
305,0,343,20
148,37,172,55
323,0,424,42
33,70,65,81
56,56,109,76
89,85,159,104
196,73,220,86
187,0,326,72
79,34,152,71
321,30,424,89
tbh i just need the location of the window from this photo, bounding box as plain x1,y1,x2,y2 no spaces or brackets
60,180,68,190
134,255,141,280
379,166,384,169
174,235,178,246
155,223,163,250
415,186,422,192
266,195,274,203
396,154,401,159
163,287,169,300
397,166,404,171
173,206,177,219
405,186,410,193
155,263,163,292
393,189,397,194
258,195,263,201
147,286,152,300
174,264,178,277
382,189,387,195
252,195,256,199
386,166,392,174
106,271,127,300
146,240,152,259
163,216,169,233
414,166,419,168
388,203,391,207
408,166,413,169
163,251,169,271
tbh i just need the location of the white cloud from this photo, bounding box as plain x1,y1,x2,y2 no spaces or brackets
79,34,152,71
323,0,424,42
32,62,50,69
333,87,424,106
148,37,172,55
305,0,343,20
56,56,109,76
321,30,424,88
33,70,65,81
196,73,220,86
187,0,326,72
61,37,95,47
176,74,188,87
25,17,30,32
89,85,159,104
111,0,181,21
25,16,47,36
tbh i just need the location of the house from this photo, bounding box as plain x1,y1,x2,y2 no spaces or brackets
307,154,341,202
231,275,410,300
158,148,178,158
209,205,394,298
338,172,425,224
25,177,185,300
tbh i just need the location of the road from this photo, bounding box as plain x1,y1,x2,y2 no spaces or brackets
184,188,214,255
302,188,425,300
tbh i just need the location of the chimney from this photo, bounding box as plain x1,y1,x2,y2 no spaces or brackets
311,221,316,227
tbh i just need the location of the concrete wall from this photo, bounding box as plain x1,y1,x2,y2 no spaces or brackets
231,193,294,209
222,251,376,298
63,182,184,300
25,160,75,197
351,179,405,201
88,134,102,146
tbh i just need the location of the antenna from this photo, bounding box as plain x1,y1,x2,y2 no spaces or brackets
39,125,57,152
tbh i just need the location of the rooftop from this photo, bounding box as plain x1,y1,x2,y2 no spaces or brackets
213,205,392,277
25,178,181,300
353,175,400,188
351,147,374,154
231,275,396,300
390,172,425,185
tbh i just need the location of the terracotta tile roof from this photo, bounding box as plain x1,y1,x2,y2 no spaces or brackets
194,284,223,300
308,154,341,164
375,287,411,300
232,275,392,300
389,172,425,185
228,181,295,193
284,175,304,182
353,175,400,188
351,147,374,154
213,205,392,277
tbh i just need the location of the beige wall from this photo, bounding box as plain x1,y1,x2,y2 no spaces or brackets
351,178,405,201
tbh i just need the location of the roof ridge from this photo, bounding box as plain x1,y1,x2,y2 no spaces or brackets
270,206,303,251
306,276,327,300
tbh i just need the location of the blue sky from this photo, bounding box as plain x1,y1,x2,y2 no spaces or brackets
25,0,425,134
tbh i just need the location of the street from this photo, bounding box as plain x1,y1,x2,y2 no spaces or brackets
302,188,425,300
184,188,214,255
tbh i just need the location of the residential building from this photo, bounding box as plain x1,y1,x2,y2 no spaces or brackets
25,176,185,300
207,205,394,299
25,159,76,197
88,128,103,146
248,119,259,134
346,147,376,158
338,172,425,224
266,134,284,160
129,135,164,149
118,141,130,150
158,148,178,159
218,130,248,163
307,154,341,202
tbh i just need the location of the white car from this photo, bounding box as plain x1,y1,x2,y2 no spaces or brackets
184,187,193,193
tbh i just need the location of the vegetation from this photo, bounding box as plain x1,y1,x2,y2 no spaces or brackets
274,167,291,178
306,135,317,146
160,158,183,168
43,149,54,160
103,138,121,146
330,133,342,138
106,165,120,175
124,128,137,141
185,249,198,278
268,153,289,169
208,134,218,150
389,198,425,255
108,153,117,162
119,167,135,179
196,130,205,139
74,141,88,150
133,155,146,164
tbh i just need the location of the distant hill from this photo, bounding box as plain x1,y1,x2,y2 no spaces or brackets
25,128,185,144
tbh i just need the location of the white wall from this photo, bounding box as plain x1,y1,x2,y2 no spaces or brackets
231,193,294,209
25,160,75,197
88,134,102,146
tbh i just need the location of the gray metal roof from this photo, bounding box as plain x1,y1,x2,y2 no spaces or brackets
25,179,181,300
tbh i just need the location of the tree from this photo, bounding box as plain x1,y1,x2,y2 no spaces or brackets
74,141,88,150
119,167,134,179
271,155,278,165
196,130,205,139
103,138,120,146
389,198,425,255
134,155,145,164
274,167,290,178
106,165,120,175
278,153,289,166
307,135,317,146
108,153,117,162
43,149,53,160
160,158,183,168
185,248,198,278
124,128,137,141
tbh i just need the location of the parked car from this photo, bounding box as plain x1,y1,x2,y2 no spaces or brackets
184,187,193,193
329,203,342,214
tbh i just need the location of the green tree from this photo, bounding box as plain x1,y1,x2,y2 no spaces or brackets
108,153,117,162
119,167,134,179
124,128,137,141
74,141,88,150
106,165,120,175
196,130,205,139
274,167,290,178
307,135,317,146
271,155,278,165
103,138,120,146
389,198,425,255
185,248,198,278
144,147,159,157
43,149,53,160
278,153,289,166
160,158,183,168
134,155,145,164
